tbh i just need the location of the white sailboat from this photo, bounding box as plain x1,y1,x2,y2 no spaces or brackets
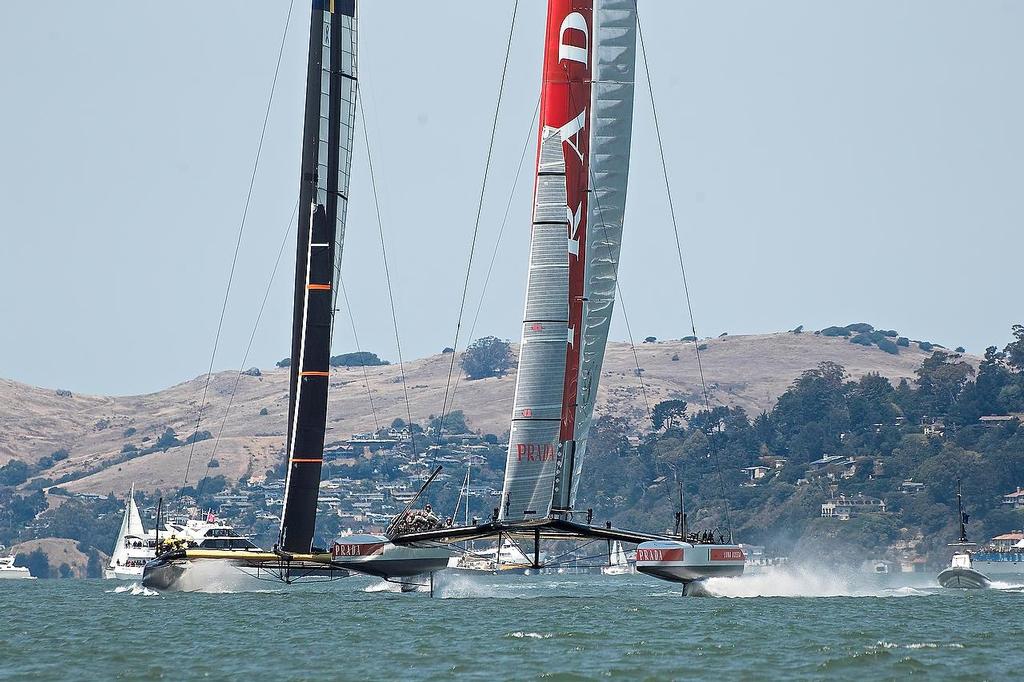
105,484,158,580
601,541,632,575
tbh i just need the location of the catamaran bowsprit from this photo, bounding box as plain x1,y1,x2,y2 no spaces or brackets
143,0,448,591
389,0,745,594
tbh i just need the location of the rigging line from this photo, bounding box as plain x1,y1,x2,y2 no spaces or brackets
443,96,540,436
181,0,296,492
563,77,652,424
633,5,709,414
197,199,299,499
436,0,520,445
635,4,732,534
356,86,417,455
339,275,380,433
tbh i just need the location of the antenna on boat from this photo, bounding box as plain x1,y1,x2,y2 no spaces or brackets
155,497,162,550
957,478,968,544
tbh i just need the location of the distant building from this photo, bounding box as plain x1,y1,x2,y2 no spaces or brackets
991,531,1024,549
899,479,925,495
979,415,1019,426
740,466,771,483
821,494,887,520
805,455,856,482
1002,487,1024,510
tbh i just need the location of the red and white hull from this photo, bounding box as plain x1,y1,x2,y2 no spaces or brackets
330,535,451,580
635,541,745,587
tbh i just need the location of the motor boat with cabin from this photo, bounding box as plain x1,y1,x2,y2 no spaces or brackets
937,480,996,589
0,553,34,580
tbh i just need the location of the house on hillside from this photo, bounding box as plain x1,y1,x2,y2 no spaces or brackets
899,479,925,495
991,531,1024,549
979,415,1020,426
1002,487,1024,510
804,455,856,482
922,418,945,437
740,466,771,484
821,493,887,520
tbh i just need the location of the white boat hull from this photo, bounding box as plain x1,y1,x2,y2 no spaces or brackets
104,566,145,580
937,566,991,589
0,569,35,580
635,541,745,586
331,536,451,580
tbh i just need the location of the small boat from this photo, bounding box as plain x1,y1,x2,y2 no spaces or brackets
937,479,991,589
447,539,544,574
105,484,159,580
601,541,632,575
0,555,34,580
635,539,745,594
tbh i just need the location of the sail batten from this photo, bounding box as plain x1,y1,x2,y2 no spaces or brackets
500,0,636,522
279,0,358,554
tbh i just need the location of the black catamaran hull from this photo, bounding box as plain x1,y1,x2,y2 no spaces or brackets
142,552,351,592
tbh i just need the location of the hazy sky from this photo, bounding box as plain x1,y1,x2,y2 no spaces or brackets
2,1,1021,396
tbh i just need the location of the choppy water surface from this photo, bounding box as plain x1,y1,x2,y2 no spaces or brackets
2,568,1022,680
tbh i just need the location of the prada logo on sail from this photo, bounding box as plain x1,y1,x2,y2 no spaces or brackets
517,443,557,462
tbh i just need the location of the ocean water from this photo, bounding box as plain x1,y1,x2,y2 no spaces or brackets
1,568,1022,680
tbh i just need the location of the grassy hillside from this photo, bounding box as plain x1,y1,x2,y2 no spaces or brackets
0,333,945,496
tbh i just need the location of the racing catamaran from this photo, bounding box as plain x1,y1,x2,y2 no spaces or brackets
390,0,744,594
143,0,448,591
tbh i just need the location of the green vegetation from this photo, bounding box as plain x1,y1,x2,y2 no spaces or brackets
329,351,388,367
461,336,513,380
578,323,1024,565
0,460,30,486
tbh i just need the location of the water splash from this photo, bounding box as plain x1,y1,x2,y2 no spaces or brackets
701,564,934,598
108,583,159,597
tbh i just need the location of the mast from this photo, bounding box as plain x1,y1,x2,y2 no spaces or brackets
500,0,636,521
957,478,968,544
279,0,358,554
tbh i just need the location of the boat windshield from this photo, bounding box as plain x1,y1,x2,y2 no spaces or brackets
198,538,257,550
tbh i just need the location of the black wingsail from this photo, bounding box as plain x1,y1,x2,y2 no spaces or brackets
279,0,358,554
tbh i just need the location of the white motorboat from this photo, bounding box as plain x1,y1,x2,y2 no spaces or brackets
937,479,994,590
0,555,34,580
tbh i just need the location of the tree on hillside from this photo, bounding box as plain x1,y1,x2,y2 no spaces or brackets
652,400,688,431
1005,324,1024,371
461,337,513,380
0,460,30,487
430,410,469,435
329,351,388,367
913,351,975,418
14,549,50,579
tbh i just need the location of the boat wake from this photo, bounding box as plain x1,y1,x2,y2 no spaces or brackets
699,564,934,598
990,580,1024,592
108,582,159,597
